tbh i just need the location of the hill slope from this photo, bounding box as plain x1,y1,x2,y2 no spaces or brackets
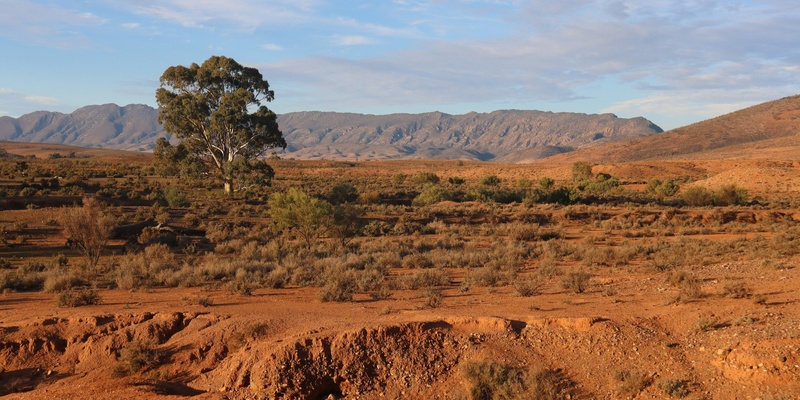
0,104,165,152
0,105,662,161
543,94,800,163
278,110,662,161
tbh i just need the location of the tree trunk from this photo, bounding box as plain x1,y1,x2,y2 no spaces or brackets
224,180,232,194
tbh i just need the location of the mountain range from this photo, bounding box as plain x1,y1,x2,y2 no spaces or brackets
0,105,661,161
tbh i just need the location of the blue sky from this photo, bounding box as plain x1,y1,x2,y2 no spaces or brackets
1,0,798,130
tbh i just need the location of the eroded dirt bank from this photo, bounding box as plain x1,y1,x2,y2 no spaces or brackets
1,261,799,399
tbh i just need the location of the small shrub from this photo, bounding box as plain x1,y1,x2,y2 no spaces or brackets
391,172,407,184
402,268,451,290
420,287,443,308
513,276,543,297
183,295,214,307
462,362,572,400
682,186,713,206
722,282,751,299
61,196,115,268
161,186,188,207
696,316,719,332
561,270,591,293
327,183,359,205
228,322,270,351
752,294,768,305
614,369,650,396
448,176,466,185
317,269,357,302
658,378,689,398
479,174,501,186
714,184,748,206
412,171,440,185
412,183,453,207
56,288,101,307
571,161,593,182
113,340,163,377
43,271,84,293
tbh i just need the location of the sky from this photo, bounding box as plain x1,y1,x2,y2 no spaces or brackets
0,1,798,130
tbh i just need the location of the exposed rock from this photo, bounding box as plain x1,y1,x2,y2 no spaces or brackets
0,105,662,160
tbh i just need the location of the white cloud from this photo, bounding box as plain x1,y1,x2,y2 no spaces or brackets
261,0,800,127
0,0,105,47
130,0,322,31
0,89,65,117
121,22,140,29
261,43,283,51
331,35,375,46
23,95,59,105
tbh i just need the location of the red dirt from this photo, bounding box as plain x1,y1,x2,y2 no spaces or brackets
1,256,798,399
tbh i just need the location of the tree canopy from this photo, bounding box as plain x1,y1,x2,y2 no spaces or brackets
155,55,286,194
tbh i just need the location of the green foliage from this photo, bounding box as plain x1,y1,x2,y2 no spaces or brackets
224,157,275,193
327,183,359,205
681,186,714,206
479,174,501,186
462,362,572,400
714,184,748,206
571,161,593,182
152,138,204,179
161,186,188,208
328,203,364,247
412,171,441,185
391,172,407,184
268,188,333,247
56,288,101,307
582,173,620,195
61,197,115,268
412,183,453,206
538,177,555,191
467,187,523,204
561,270,591,293
658,378,690,398
156,55,286,194
448,176,467,185
645,178,680,198
317,268,357,302
113,340,163,377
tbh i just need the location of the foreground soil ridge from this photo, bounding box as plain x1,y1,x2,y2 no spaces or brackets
1,303,798,399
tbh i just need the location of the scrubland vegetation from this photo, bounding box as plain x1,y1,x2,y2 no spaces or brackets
2,150,799,398
1,151,795,306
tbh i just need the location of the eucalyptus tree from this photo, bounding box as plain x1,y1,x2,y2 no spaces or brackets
156,55,285,194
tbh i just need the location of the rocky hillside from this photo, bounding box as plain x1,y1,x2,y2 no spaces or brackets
0,104,662,160
545,94,800,163
278,110,662,161
0,104,164,152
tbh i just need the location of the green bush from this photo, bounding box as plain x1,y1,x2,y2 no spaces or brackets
327,183,359,205
448,176,467,185
317,268,357,302
269,187,333,247
412,184,453,207
658,378,689,398
681,186,714,206
161,186,188,207
645,179,680,198
462,362,572,400
412,171,441,185
571,161,593,182
113,340,163,377
57,288,101,307
479,175,501,186
561,270,591,293
714,184,748,206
